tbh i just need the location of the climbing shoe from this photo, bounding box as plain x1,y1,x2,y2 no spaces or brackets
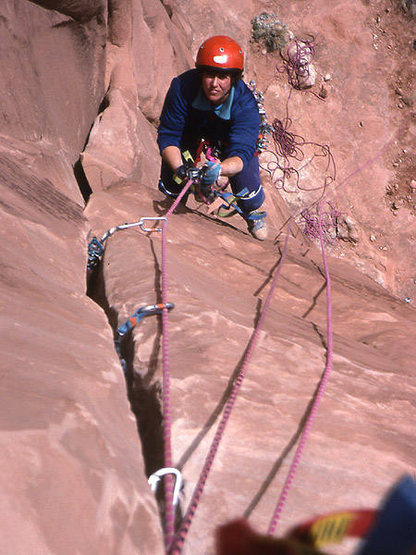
247,211,268,241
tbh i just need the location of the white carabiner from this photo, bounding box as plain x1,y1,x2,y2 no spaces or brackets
138,217,167,233
148,467,182,506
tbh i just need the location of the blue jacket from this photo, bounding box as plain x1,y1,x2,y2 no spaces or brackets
157,69,260,168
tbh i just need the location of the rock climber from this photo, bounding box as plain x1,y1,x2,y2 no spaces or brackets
157,35,268,240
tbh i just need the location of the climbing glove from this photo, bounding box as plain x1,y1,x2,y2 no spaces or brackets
174,163,191,184
201,160,221,185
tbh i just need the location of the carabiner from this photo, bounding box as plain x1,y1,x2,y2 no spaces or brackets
138,217,167,233
148,467,183,506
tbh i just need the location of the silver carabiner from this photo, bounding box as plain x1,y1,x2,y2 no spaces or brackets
148,467,182,506
138,217,167,233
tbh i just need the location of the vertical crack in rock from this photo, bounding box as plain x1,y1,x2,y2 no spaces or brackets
86,261,183,528
74,158,92,203
87,264,164,475
74,95,110,204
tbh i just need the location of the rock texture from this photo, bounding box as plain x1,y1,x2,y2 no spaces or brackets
0,1,162,553
1,0,415,554
247,0,416,299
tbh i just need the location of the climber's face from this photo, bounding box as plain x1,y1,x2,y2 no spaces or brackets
201,70,232,106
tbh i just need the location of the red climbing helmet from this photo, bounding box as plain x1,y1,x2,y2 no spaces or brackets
196,35,244,72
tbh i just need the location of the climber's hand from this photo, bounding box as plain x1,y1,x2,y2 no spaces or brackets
174,164,190,183
201,161,221,185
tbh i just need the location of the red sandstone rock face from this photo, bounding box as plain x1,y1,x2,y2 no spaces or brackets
1,0,416,553
248,0,416,300
0,1,163,552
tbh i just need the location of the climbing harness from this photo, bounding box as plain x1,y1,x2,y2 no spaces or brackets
87,217,167,270
217,474,416,555
114,303,175,375
288,508,375,548
176,143,268,226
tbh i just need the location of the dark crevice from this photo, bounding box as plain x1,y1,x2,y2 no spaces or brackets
98,94,110,115
75,91,109,205
86,243,183,529
87,259,165,475
74,158,92,204
160,1,173,19
86,260,117,326
120,331,165,476
73,118,94,205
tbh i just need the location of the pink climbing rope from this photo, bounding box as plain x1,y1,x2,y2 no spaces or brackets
160,180,193,550
267,202,334,535
169,226,292,554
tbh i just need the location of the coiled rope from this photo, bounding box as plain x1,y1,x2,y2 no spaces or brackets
261,108,336,195
278,37,316,91
168,226,292,554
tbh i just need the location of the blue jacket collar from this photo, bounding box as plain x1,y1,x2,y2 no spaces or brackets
192,86,235,120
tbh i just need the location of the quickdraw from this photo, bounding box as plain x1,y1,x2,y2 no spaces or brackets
114,302,175,375
117,302,175,336
247,80,274,152
87,217,167,270
148,467,183,507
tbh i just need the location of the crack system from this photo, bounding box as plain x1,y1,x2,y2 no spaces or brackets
86,261,166,478
85,249,185,533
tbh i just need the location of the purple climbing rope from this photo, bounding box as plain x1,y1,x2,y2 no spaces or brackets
160,180,193,550
301,202,343,243
267,202,334,535
278,37,316,91
169,226,292,554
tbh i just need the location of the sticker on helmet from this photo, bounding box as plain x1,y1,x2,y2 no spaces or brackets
213,55,228,63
